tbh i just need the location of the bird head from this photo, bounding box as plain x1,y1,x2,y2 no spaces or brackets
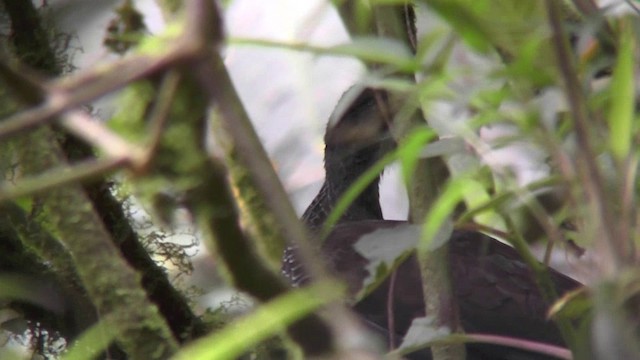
323,87,395,185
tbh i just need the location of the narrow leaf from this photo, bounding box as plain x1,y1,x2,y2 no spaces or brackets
230,37,419,71
63,318,118,360
172,282,343,360
398,127,436,185
354,224,422,299
421,177,481,250
330,36,418,70
608,19,635,160
395,316,451,354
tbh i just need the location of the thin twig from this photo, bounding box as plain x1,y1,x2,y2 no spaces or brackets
570,0,616,41
387,270,398,349
0,31,200,142
0,157,125,203
458,177,561,224
143,70,182,165
546,0,624,269
465,334,572,360
61,110,146,166
502,213,579,350
194,51,332,293
624,0,640,15
388,332,572,359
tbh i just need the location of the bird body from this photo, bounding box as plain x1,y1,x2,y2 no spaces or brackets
282,87,581,359
324,221,579,356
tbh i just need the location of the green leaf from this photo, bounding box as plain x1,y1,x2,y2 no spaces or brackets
108,80,155,143
548,287,591,321
420,177,482,251
498,36,556,88
418,137,466,159
423,1,493,53
353,224,422,299
394,316,451,356
62,318,118,360
136,22,184,55
352,220,453,301
172,282,343,360
421,0,556,72
458,176,560,224
330,36,417,70
398,127,437,186
229,37,419,71
608,19,635,160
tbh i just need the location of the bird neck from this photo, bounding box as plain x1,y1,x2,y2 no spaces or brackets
301,168,382,230
328,175,382,222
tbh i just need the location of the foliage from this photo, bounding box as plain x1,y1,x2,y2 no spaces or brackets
0,0,639,359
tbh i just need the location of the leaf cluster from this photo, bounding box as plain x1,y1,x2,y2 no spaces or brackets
1,1,640,360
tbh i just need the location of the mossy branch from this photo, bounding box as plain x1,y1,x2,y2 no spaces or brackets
17,127,178,359
2,0,207,346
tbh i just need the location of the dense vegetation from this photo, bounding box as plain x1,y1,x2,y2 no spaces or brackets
0,0,638,359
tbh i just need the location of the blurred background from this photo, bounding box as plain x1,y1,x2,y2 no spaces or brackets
37,0,411,316
28,0,635,323
2,1,639,358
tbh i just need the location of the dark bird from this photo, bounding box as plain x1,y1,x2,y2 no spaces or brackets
282,87,392,285
282,87,582,359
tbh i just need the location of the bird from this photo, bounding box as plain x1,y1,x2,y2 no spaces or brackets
326,220,579,360
281,86,393,285
282,86,582,359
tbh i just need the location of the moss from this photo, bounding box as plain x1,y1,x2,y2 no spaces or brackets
108,80,156,143
227,156,285,269
155,0,184,18
18,128,178,359
104,0,147,54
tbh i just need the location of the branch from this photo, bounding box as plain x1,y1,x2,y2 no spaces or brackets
0,202,96,341
0,27,201,141
60,110,147,166
335,3,462,359
182,1,376,356
184,159,337,356
196,49,340,288
16,126,178,359
2,0,207,345
545,0,625,268
0,157,125,202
